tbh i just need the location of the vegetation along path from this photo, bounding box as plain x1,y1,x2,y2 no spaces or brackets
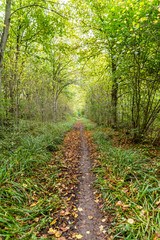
46,121,109,240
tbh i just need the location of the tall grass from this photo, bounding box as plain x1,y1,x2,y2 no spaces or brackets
83,121,160,239
0,119,75,239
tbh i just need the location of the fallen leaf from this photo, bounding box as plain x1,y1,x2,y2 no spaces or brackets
86,231,90,234
75,234,83,239
55,230,62,238
78,207,83,212
155,199,160,205
50,219,57,225
48,228,55,235
127,218,135,224
73,212,78,218
136,205,143,209
42,234,48,238
154,231,160,240
108,236,114,240
99,225,104,231
30,202,38,207
123,204,131,209
61,226,70,232
116,201,122,206
88,216,93,219
34,217,39,222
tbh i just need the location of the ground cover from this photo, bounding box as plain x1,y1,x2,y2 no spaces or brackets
1,118,159,240
0,119,75,239
82,119,160,240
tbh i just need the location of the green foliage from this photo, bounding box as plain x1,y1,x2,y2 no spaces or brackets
73,0,160,139
92,126,160,239
0,118,75,239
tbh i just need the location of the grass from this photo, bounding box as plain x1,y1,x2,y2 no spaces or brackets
82,119,160,240
0,118,76,239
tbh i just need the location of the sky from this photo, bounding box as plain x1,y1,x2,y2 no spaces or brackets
0,2,3,18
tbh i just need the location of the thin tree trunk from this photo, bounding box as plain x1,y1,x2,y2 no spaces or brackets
111,60,118,128
15,37,20,125
0,0,12,119
53,95,58,123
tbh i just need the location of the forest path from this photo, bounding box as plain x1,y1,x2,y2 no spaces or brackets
75,123,107,240
58,121,108,240
44,121,109,239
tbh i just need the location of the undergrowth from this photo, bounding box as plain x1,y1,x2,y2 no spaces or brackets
83,119,160,240
0,119,75,240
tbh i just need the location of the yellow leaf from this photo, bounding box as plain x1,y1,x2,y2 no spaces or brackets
55,230,62,238
48,228,55,235
136,205,143,209
73,212,78,218
75,234,83,239
30,202,37,207
2,24,6,28
88,216,93,220
108,236,114,240
50,219,57,225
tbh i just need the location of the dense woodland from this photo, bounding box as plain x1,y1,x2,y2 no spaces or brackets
0,1,160,239
0,0,159,142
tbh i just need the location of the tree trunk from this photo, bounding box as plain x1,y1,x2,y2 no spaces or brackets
111,60,118,128
0,0,12,118
53,96,58,123
15,34,20,125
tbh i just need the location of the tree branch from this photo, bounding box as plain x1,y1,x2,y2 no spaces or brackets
10,4,67,19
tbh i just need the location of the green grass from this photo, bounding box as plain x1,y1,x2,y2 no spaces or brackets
0,119,76,239
83,120,160,240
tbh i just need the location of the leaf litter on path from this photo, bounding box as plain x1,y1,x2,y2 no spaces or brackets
40,122,110,239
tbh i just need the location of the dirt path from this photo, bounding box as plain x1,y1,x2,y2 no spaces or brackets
76,124,107,239
43,122,109,239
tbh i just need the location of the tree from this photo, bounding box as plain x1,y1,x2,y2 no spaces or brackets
73,0,160,140
0,0,12,116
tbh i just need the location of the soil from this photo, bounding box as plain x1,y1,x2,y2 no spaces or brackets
75,124,107,239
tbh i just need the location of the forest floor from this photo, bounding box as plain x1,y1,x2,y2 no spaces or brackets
1,119,159,239
41,121,110,239
41,120,160,240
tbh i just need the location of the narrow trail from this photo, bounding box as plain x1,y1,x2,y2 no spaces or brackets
45,122,109,239
76,124,106,239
